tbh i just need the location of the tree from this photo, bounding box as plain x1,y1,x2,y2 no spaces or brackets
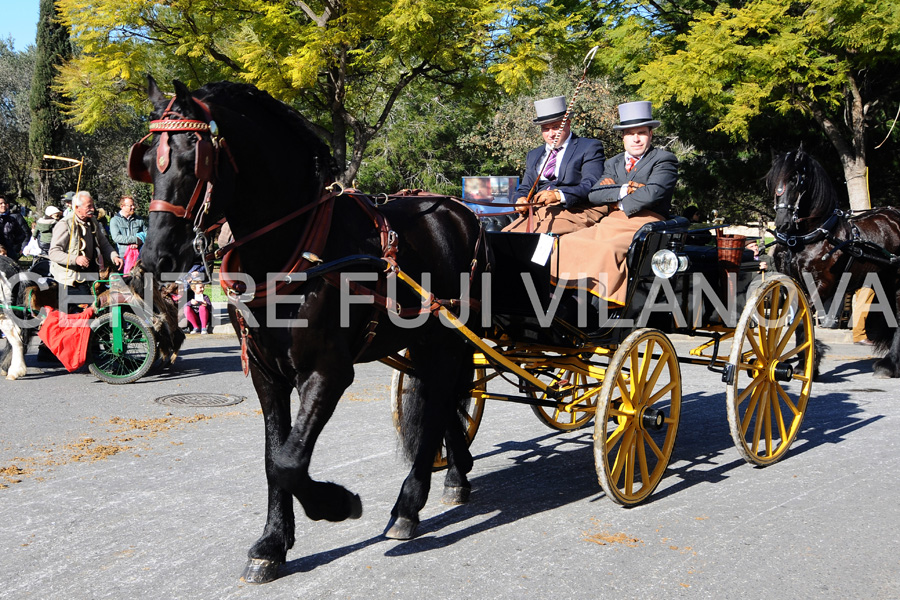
57,0,585,186
0,41,35,202
29,0,73,213
594,0,900,211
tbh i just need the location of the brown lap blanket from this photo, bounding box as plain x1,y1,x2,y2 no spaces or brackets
551,209,662,306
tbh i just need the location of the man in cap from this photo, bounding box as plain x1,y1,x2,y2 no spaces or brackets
553,101,678,313
30,205,63,276
48,190,123,309
502,95,606,234
61,191,75,218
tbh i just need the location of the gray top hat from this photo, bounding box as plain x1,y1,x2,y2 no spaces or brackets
613,101,661,130
533,96,567,124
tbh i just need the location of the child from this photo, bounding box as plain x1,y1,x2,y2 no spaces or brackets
183,273,212,334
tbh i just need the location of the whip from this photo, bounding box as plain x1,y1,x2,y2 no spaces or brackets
525,46,599,232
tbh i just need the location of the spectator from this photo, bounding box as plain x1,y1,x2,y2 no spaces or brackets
0,196,31,260
683,205,713,245
61,191,75,218
109,195,148,258
183,272,213,334
502,95,607,234
48,190,123,309
95,208,111,236
30,205,63,277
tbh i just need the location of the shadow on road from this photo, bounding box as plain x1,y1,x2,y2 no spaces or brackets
279,378,879,575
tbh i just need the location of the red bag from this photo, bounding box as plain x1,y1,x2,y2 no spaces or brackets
122,246,140,274
38,307,96,372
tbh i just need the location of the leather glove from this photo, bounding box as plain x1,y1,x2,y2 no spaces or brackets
534,189,561,206
626,181,646,195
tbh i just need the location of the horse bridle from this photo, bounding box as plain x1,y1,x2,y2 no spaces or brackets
127,95,239,274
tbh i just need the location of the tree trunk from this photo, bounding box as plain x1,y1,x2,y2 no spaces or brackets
839,155,871,212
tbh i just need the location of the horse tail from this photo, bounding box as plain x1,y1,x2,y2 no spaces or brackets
861,275,899,352
397,373,426,463
397,347,477,466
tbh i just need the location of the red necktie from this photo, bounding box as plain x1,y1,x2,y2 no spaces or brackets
625,156,637,172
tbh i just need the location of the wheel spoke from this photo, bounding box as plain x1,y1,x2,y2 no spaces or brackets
610,425,635,483
624,434,636,496
646,379,677,406
775,382,800,416
740,382,764,435
637,435,650,488
641,428,665,461
770,385,789,442
735,370,766,406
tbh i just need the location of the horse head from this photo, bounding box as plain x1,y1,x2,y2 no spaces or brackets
767,148,837,234
130,76,234,279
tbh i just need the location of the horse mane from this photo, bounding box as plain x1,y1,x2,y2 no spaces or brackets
767,148,839,218
190,81,338,181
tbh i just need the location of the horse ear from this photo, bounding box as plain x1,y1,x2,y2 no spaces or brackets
147,75,167,109
172,80,200,118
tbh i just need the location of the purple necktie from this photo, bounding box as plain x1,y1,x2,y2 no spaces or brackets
542,148,560,179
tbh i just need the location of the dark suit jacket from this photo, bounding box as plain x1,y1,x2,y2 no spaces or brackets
515,135,605,208
587,147,678,217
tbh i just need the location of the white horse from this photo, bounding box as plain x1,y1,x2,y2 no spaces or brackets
0,255,30,380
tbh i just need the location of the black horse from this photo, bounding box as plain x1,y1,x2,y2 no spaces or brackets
767,148,900,378
135,78,486,583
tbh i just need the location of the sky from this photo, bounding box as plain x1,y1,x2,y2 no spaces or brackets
2,0,40,51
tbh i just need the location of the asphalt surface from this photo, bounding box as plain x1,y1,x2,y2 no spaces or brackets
1,333,898,599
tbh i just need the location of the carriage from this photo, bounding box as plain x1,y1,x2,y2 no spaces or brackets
131,78,819,583
386,217,815,505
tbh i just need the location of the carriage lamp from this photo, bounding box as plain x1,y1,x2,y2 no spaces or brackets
650,249,689,278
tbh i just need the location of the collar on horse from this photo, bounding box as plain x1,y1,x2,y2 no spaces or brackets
772,207,900,267
771,209,842,248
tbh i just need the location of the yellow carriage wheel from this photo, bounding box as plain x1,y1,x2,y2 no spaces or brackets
594,329,681,506
727,274,814,466
530,367,599,430
391,363,486,471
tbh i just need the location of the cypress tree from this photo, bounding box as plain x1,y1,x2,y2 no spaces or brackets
29,0,72,212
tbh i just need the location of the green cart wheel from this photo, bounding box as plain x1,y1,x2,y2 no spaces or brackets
88,310,157,384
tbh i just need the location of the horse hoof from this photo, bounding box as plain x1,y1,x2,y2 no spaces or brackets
441,485,471,505
384,517,418,540
239,558,281,584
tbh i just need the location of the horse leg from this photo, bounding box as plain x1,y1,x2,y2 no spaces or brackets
440,359,476,505
0,318,27,380
873,317,900,379
272,361,364,523
241,371,295,584
386,347,470,539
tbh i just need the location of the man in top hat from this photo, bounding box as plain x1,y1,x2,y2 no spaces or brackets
502,95,607,234
552,101,678,314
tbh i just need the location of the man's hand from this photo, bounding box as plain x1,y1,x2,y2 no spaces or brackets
112,256,124,270
534,189,561,206
626,181,646,195
514,196,530,214
598,177,616,186
75,255,90,268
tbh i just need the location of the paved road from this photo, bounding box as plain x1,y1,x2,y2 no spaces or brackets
1,334,898,599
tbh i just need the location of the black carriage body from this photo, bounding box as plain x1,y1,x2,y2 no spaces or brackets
483,218,761,345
